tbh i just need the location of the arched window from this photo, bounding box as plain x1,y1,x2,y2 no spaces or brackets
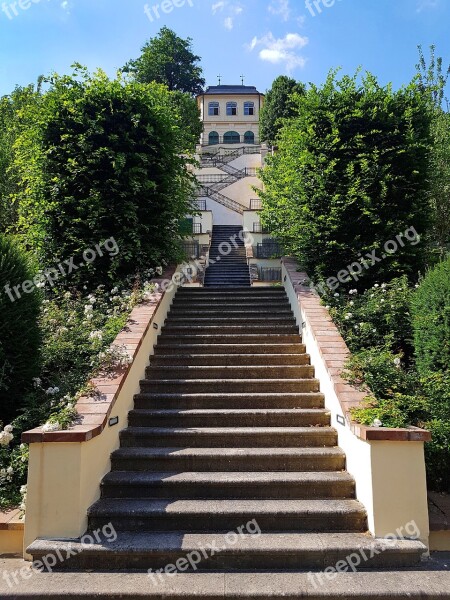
208,102,220,116
226,102,238,116
244,131,255,144
244,102,255,116
223,131,241,144
209,131,219,145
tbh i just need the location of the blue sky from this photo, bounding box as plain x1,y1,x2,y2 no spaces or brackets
0,0,449,96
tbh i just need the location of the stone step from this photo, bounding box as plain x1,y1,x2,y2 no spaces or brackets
176,289,285,296
139,378,320,394
168,307,293,316
111,446,345,472
164,317,296,326
171,300,290,308
100,471,354,500
127,408,330,428
87,498,367,533
119,426,336,448
161,325,299,334
157,334,303,344
150,354,311,366
145,365,315,380
6,561,447,598
153,343,306,355
133,392,325,410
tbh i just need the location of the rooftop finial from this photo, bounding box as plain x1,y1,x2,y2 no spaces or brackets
240,74,245,86
217,74,222,85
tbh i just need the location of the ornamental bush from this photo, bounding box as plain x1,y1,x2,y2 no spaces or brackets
410,256,450,376
14,67,195,291
0,234,41,423
259,71,432,289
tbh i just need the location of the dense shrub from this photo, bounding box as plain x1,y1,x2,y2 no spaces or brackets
0,234,41,423
326,277,414,360
410,256,450,375
259,71,432,289
14,67,195,291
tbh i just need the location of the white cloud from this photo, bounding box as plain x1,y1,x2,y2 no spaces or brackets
249,32,308,73
211,1,243,30
268,0,290,22
416,0,439,11
212,1,226,13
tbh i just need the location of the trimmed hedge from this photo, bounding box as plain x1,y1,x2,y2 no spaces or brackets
411,256,450,376
0,234,41,423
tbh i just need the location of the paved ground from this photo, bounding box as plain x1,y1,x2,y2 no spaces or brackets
0,554,449,599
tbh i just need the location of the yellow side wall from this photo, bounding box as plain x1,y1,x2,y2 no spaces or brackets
23,271,181,558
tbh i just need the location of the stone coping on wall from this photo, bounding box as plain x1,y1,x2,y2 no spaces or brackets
0,509,23,532
22,268,176,445
282,257,431,443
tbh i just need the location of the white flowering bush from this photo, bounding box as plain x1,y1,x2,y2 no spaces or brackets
0,279,156,509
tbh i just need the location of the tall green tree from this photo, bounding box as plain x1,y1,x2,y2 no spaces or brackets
0,82,41,232
124,28,204,150
260,76,305,146
416,45,450,257
124,27,205,94
13,66,196,289
259,71,432,288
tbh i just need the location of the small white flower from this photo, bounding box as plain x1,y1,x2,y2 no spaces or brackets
370,294,375,298
381,283,387,289
345,313,353,320
64,291,71,300
4,424,13,433
6,466,13,475
42,422,62,433
372,419,383,428
89,330,103,341
334,293,339,297
374,284,379,288
45,387,60,396
33,377,42,388
394,357,401,368
325,305,330,310
156,267,163,276
349,289,358,295
372,329,377,333
349,301,354,306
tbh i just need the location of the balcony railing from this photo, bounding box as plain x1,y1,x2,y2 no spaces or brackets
182,241,200,260
255,241,283,259
192,199,207,211
253,223,269,233
192,223,202,235
250,198,263,210
196,174,229,184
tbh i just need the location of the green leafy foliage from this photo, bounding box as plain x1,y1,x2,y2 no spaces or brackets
260,76,305,146
0,278,157,508
13,67,195,290
259,71,432,289
0,83,42,232
410,256,450,375
0,234,42,423
124,27,205,95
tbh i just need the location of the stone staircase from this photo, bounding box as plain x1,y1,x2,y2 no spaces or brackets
203,225,250,287
28,287,427,589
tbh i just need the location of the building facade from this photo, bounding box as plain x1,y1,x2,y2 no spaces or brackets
197,85,265,146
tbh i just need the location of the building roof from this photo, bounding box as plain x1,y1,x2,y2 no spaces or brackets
199,85,263,96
